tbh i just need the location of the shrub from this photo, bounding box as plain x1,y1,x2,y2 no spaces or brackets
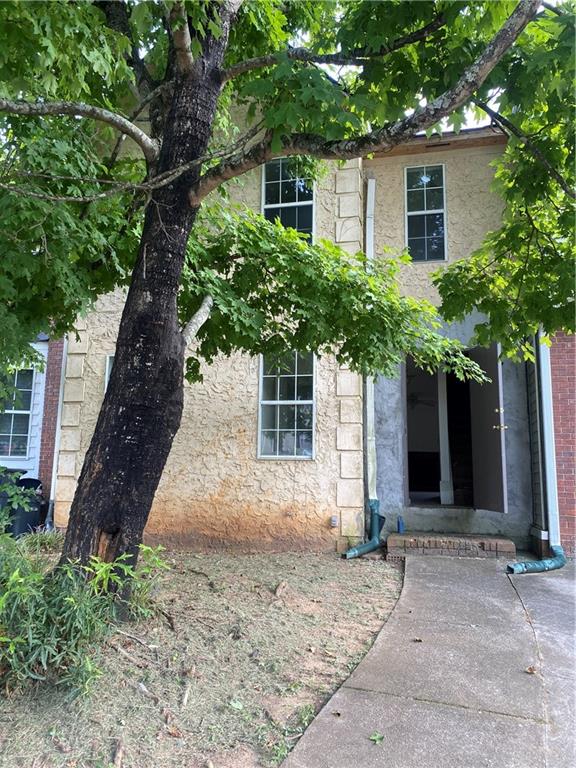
0,534,167,695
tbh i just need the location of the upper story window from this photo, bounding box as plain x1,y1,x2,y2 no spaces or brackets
0,369,34,458
263,159,314,241
405,164,446,262
259,352,315,459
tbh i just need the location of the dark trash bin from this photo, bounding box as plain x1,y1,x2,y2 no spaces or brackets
0,471,43,537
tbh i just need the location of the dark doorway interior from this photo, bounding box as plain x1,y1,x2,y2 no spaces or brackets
446,373,474,507
406,361,475,506
406,360,440,504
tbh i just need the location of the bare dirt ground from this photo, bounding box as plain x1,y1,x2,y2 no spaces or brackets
0,551,402,768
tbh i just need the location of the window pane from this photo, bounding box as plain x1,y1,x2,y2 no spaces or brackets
278,352,296,375
407,214,425,238
0,435,10,455
262,377,277,400
297,352,313,375
407,189,424,212
427,237,445,261
296,404,313,429
16,370,33,390
265,183,280,205
264,208,280,224
427,166,443,188
425,187,443,210
261,431,278,456
408,238,426,261
14,390,31,410
278,431,295,456
261,405,277,429
297,376,313,401
296,431,313,457
279,404,295,428
297,205,313,232
279,377,295,400
0,414,11,433
11,435,28,456
281,180,297,204
266,160,281,182
297,179,313,201
12,414,29,435
426,213,445,239
281,159,297,180
280,207,297,229
406,168,426,189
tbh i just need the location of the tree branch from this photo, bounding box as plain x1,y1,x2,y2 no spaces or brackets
94,0,157,96
196,0,540,201
168,3,195,76
0,98,159,164
474,99,574,199
221,14,446,82
182,296,214,344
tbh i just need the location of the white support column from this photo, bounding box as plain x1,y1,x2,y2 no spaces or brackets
437,371,454,505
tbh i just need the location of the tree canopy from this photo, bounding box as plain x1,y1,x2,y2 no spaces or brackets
0,0,572,374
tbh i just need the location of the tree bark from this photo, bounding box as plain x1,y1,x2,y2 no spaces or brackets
60,13,232,569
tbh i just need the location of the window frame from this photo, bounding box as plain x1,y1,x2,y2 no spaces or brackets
0,368,35,460
404,163,448,263
257,352,317,461
104,354,115,391
261,159,316,243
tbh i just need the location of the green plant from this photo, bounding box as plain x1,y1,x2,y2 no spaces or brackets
0,537,168,694
17,529,65,555
369,731,385,745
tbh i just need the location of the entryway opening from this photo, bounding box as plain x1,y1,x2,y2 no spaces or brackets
405,344,508,514
406,358,473,507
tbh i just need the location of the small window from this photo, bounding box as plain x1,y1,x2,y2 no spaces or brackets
259,351,315,459
0,369,34,458
263,159,314,241
405,165,446,262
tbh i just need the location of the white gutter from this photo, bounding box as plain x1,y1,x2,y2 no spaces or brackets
537,332,561,547
365,177,378,501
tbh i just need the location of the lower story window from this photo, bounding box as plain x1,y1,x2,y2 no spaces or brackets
0,369,33,458
259,352,315,458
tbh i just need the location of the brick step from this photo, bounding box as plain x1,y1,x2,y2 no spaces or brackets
386,532,516,562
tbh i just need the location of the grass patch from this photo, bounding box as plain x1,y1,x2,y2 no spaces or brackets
0,550,403,767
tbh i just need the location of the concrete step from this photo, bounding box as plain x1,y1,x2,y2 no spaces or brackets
386,532,515,561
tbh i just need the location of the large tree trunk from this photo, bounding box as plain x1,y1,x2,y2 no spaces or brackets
61,17,232,568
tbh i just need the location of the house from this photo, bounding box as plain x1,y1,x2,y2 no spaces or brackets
0,334,64,508
3,128,574,558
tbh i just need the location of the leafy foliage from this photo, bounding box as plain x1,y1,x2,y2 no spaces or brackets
182,206,487,382
436,3,575,354
0,0,572,366
0,535,167,694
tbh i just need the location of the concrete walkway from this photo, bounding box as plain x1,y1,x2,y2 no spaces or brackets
283,556,575,768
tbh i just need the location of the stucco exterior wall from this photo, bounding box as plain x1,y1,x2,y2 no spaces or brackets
54,163,365,550
364,143,504,304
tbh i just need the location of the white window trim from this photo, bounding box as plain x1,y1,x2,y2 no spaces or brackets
261,160,316,243
257,353,317,461
404,163,448,263
0,367,36,461
104,354,115,391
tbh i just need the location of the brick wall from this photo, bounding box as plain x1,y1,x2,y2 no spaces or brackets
38,338,65,497
550,333,576,556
